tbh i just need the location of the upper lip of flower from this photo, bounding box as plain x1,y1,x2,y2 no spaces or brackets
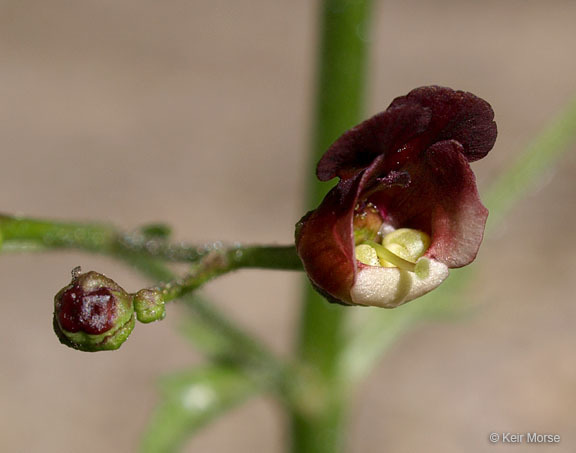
316,85,497,182
296,85,497,307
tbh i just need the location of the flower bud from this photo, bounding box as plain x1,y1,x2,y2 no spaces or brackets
53,270,135,352
134,288,166,323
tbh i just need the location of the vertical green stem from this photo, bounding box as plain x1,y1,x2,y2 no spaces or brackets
291,1,374,452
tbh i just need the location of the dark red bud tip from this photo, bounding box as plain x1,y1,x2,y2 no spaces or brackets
53,270,135,352
58,286,116,334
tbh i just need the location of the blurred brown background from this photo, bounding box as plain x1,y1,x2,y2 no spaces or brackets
1,0,575,452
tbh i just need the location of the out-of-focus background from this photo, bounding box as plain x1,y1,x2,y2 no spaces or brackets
1,1,575,452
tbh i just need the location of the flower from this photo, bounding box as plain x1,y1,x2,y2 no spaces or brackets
53,270,135,351
296,86,497,308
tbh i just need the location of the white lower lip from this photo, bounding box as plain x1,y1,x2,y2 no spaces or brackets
350,258,449,308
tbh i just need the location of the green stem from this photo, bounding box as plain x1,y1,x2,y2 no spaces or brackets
155,246,302,303
292,1,374,452
0,216,301,305
0,216,116,253
0,214,295,393
0,215,301,269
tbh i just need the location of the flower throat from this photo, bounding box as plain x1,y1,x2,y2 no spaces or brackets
353,203,430,272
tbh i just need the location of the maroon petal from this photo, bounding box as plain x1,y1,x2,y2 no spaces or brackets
391,86,497,162
423,140,489,266
317,99,431,181
297,154,390,304
295,177,359,303
368,140,488,268
317,86,496,182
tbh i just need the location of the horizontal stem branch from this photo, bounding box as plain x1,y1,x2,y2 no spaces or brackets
0,213,298,396
151,245,302,303
0,214,301,272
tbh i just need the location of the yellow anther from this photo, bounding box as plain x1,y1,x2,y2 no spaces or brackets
355,244,380,266
382,228,430,263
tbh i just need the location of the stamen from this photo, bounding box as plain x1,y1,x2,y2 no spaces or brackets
364,240,416,272
354,228,431,274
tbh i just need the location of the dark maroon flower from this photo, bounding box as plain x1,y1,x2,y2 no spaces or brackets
296,86,497,308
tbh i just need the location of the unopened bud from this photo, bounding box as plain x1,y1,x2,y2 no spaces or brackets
53,270,135,352
134,288,166,323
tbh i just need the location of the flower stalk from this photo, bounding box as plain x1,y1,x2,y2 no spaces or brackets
0,214,302,319
0,214,298,384
153,245,302,303
0,215,301,270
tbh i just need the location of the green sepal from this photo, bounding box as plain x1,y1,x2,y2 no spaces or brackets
53,313,135,352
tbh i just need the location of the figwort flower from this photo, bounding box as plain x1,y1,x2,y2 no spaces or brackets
296,86,497,308
53,270,135,351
